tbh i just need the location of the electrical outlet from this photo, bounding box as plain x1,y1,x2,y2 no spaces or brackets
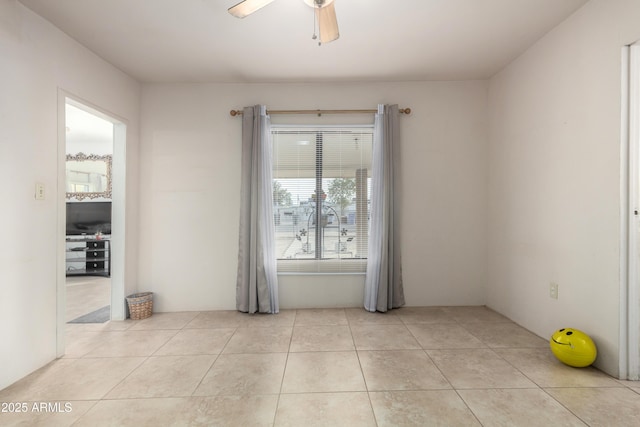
35,182,45,200
550,282,559,299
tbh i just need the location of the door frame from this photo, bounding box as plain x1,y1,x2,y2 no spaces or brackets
56,90,128,357
620,44,640,381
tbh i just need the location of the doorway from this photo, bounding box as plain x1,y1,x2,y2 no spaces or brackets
57,94,127,356
64,102,113,323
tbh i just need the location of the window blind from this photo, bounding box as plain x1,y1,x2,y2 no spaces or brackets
272,126,373,273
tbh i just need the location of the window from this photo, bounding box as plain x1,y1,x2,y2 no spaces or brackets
272,126,373,273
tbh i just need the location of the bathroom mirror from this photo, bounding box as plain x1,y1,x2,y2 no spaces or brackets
66,153,112,200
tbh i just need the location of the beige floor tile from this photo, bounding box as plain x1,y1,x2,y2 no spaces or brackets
460,321,548,348
105,355,216,398
72,397,191,427
193,353,287,396
186,310,294,329
185,310,249,328
396,306,457,324
427,349,536,389
358,350,450,391
83,329,178,357
0,400,96,427
9,305,638,426
496,348,622,388
351,324,420,350
442,306,511,322
0,360,73,401
65,319,138,333
128,311,200,330
345,308,403,325
62,331,109,358
275,392,376,427
222,327,292,353
186,395,279,426
459,388,587,427
290,325,354,352
545,387,640,427
65,277,110,323
0,358,145,401
294,308,348,325
369,390,482,426
281,351,366,393
406,323,486,349
241,310,296,327
617,379,640,387
154,328,235,355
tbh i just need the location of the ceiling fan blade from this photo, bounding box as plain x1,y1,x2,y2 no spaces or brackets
317,2,339,43
228,0,276,18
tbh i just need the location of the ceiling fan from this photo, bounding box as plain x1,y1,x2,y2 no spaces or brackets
228,0,339,44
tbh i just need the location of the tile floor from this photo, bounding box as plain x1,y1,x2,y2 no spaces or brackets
65,276,110,322
1,306,639,426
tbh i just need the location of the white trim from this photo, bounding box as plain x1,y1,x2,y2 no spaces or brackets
629,44,640,380
111,122,127,320
270,124,375,130
621,44,640,380
56,92,66,358
278,272,366,276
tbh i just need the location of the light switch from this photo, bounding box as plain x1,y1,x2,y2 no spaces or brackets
35,182,45,200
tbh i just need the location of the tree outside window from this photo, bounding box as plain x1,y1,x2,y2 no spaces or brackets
273,180,292,206
327,177,356,218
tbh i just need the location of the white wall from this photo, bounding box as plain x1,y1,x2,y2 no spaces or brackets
0,0,140,390
487,0,640,377
139,81,488,312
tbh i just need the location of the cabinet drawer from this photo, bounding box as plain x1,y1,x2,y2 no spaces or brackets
86,261,105,271
86,250,105,259
87,241,106,249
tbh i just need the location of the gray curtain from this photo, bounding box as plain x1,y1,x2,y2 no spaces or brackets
236,105,279,314
364,104,405,312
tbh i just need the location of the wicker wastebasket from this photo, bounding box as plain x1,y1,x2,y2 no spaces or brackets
126,292,153,320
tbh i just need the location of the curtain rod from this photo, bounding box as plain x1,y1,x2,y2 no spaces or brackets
229,108,412,117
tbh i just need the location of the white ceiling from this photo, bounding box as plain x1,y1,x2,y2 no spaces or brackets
19,0,588,83
65,103,114,155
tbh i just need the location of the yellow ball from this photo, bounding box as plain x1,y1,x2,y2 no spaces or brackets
550,328,597,368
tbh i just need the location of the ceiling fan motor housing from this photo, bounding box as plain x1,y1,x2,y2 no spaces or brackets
304,0,335,8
